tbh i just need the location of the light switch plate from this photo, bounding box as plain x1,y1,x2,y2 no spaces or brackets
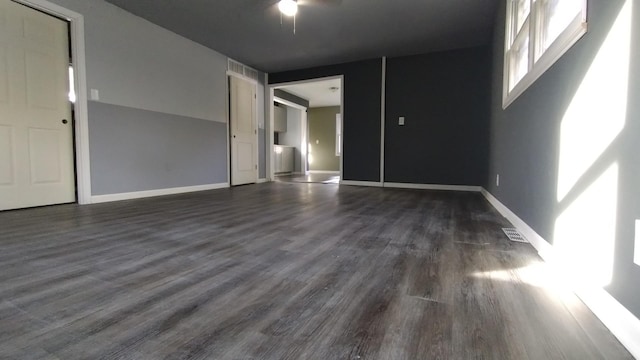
90,89,100,101
399,116,405,126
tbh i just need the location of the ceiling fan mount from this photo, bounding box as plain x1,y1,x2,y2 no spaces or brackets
278,0,298,17
272,0,343,16
269,0,342,34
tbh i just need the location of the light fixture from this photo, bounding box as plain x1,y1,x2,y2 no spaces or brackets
278,0,298,17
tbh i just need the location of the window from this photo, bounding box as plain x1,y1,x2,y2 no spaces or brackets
503,0,587,107
335,114,341,156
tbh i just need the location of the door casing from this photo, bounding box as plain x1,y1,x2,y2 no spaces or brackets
13,0,91,204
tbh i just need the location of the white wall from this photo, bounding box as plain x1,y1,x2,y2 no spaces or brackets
280,106,303,173
48,0,228,122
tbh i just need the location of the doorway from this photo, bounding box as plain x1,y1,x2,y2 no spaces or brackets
0,0,76,210
228,74,258,186
268,76,344,184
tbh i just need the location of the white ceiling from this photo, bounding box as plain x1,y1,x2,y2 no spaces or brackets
277,78,342,107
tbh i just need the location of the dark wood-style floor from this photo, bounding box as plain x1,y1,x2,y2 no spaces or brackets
0,183,632,359
275,173,340,184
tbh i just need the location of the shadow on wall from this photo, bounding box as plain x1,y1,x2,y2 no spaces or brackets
488,0,640,316
552,0,632,288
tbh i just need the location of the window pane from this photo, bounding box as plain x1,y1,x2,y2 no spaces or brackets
516,0,531,32
510,35,530,90
542,0,582,51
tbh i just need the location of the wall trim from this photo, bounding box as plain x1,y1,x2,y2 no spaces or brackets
257,178,269,183
385,182,482,192
90,183,229,204
308,170,340,174
380,56,386,186
340,180,383,187
480,189,552,255
480,188,640,359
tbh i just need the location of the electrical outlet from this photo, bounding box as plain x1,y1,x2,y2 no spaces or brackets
496,174,500,187
399,116,405,126
90,88,100,100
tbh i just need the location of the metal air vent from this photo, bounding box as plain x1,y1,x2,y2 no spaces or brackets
502,228,528,243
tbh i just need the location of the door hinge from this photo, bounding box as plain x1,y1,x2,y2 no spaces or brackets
255,164,258,169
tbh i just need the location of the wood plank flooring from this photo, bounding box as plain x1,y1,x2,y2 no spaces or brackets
0,183,632,359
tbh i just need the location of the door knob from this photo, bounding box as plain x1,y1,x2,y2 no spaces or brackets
62,119,68,124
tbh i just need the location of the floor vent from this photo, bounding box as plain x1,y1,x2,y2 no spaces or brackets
502,228,528,243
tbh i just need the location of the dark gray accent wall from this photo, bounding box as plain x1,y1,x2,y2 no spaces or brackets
89,102,228,195
385,47,491,185
488,0,640,318
270,59,382,182
274,89,310,108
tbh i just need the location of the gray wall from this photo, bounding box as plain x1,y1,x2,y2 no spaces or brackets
308,106,340,171
52,0,228,122
89,103,227,194
45,0,233,195
270,59,383,182
487,0,640,318
385,47,491,185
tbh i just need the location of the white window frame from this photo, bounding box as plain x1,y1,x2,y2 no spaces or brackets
503,0,588,108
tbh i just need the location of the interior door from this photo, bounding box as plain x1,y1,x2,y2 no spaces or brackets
0,0,75,211
229,76,257,186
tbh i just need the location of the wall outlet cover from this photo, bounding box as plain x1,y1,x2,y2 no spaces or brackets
90,89,100,101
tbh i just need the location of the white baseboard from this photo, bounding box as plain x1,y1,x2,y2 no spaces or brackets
481,188,640,359
257,178,269,183
340,180,383,187
385,182,482,192
480,189,552,256
576,286,640,358
91,183,229,204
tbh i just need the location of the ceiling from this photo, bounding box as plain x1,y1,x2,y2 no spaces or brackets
277,78,342,107
104,0,500,73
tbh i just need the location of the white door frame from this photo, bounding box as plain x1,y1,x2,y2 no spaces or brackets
268,75,344,181
14,0,91,204
226,71,258,186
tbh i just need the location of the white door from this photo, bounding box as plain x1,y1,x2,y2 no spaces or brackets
229,76,257,186
0,0,75,211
